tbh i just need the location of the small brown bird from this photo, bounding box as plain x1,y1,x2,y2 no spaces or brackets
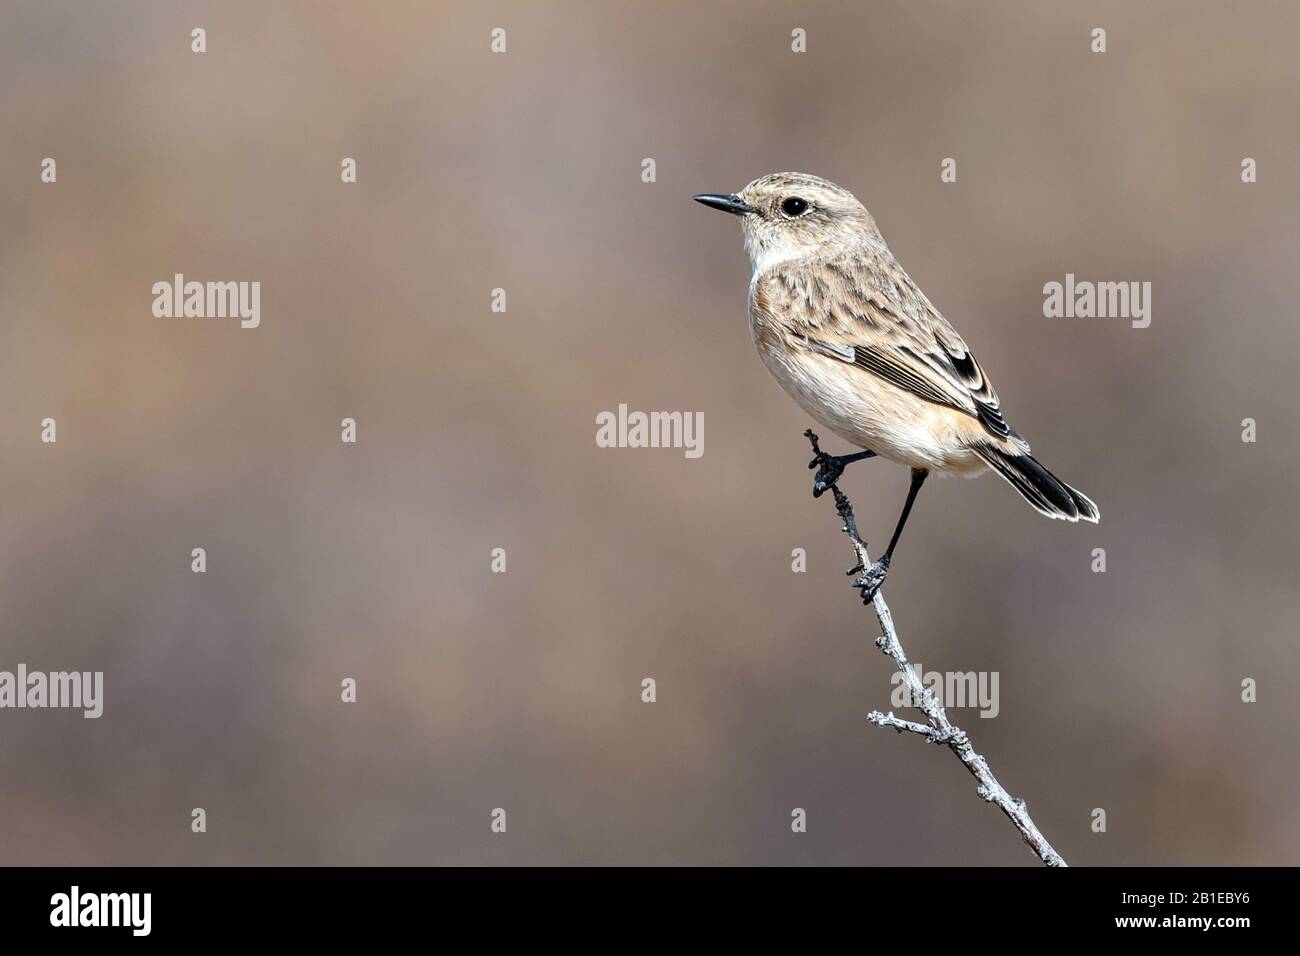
695,172,1098,599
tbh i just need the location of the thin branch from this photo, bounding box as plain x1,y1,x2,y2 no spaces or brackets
804,429,1067,867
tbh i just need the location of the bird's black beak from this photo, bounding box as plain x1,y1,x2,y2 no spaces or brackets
693,193,757,216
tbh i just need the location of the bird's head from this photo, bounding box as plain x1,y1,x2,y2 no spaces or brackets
694,172,882,275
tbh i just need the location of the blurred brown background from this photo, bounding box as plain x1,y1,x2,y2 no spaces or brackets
1,0,1297,865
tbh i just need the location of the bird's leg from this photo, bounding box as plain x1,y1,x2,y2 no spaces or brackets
811,449,876,497
853,468,929,603
806,430,876,498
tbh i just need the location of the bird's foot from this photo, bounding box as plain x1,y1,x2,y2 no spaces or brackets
807,445,876,498
852,556,891,604
809,451,847,498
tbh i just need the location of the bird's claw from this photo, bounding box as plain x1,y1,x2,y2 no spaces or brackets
810,454,846,498
852,557,891,603
805,429,841,496
806,433,875,498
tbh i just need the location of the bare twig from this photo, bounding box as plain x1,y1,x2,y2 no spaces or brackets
804,429,1067,867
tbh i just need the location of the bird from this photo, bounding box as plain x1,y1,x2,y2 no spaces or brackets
694,172,1098,600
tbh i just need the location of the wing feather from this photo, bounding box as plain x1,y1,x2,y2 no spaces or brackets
782,258,1020,445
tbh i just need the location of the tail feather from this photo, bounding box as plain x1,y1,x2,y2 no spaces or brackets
973,446,1100,523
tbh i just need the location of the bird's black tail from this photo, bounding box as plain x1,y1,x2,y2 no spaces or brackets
973,445,1100,523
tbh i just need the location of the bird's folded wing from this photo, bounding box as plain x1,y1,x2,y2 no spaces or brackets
800,327,1015,442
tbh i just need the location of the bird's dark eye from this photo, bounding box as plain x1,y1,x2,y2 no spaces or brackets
780,197,809,217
